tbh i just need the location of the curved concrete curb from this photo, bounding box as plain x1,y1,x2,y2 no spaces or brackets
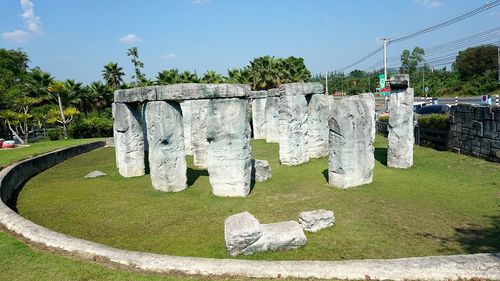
0,142,499,280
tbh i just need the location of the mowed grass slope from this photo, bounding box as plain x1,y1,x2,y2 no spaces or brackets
17,136,500,261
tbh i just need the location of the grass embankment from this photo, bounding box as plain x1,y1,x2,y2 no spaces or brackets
0,138,103,170
17,136,500,261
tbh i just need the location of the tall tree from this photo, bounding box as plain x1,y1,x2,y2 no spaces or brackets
400,47,425,74
249,56,281,90
156,69,180,85
47,81,69,139
179,71,199,83
227,67,251,84
126,47,146,84
102,62,125,90
454,45,497,80
0,48,29,109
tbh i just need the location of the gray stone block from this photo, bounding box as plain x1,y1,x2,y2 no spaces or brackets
328,93,375,188
114,87,157,103
307,94,330,158
244,221,307,254
224,212,262,256
191,99,209,168
145,101,187,192
252,98,267,139
113,103,146,177
265,97,280,143
279,95,309,166
388,88,414,169
279,82,324,96
206,98,251,197
180,100,193,155
84,170,107,179
155,83,251,101
299,209,335,232
251,159,272,182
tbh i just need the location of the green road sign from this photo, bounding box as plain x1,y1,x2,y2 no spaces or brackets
379,74,385,89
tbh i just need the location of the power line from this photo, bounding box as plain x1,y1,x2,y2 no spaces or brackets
335,1,500,73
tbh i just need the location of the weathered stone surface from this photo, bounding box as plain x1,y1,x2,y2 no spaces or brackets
157,83,251,101
307,94,330,158
113,103,145,177
252,98,267,139
84,170,107,179
114,87,157,103
279,82,324,96
328,93,375,188
180,101,193,155
145,101,187,192
248,89,280,99
244,221,307,254
251,159,272,182
264,96,280,143
191,99,209,168
224,212,262,256
299,209,335,232
388,88,414,168
279,95,309,165
206,98,251,197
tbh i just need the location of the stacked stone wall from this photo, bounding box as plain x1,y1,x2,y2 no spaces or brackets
449,104,500,163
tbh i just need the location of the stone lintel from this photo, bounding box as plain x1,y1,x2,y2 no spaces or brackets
279,83,324,96
114,83,251,103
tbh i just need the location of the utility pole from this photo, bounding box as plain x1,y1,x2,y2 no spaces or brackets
368,72,371,92
497,42,500,83
325,71,328,95
383,38,389,83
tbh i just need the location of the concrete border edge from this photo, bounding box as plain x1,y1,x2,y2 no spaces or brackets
0,142,498,280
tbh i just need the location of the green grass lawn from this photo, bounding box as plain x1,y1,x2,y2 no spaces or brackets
0,138,103,170
16,136,500,262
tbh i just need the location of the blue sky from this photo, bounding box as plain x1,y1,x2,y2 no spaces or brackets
1,0,499,83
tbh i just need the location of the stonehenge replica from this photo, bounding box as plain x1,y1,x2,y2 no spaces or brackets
113,81,415,196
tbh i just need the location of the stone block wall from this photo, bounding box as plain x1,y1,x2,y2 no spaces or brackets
449,104,500,163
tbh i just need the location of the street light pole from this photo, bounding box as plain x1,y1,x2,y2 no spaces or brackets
383,38,389,83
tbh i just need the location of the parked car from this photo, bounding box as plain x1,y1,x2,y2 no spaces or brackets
413,101,427,112
415,104,450,115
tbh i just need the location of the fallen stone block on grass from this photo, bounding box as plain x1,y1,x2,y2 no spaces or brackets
299,209,335,232
84,170,108,179
224,212,262,256
251,159,272,182
224,212,307,256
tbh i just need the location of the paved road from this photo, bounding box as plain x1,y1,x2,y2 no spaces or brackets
375,96,499,107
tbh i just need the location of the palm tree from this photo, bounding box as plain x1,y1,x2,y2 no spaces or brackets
88,81,112,115
249,56,282,90
201,70,225,84
179,71,199,83
227,67,251,84
156,69,180,85
102,62,125,90
29,68,54,102
47,81,69,139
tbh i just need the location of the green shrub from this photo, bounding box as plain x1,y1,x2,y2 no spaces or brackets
47,128,63,141
69,114,113,139
378,115,389,123
417,114,449,130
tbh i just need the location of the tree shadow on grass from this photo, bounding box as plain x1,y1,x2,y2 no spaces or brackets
374,147,388,166
453,214,500,253
418,214,500,254
187,168,208,186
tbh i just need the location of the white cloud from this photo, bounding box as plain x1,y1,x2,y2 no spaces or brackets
161,53,177,59
414,0,443,9
119,33,142,44
192,0,210,4
20,0,42,33
2,0,42,43
1,29,29,43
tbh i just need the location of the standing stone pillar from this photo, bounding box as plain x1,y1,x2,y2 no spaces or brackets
206,98,251,197
328,93,375,188
113,102,145,177
191,99,209,168
307,94,330,158
252,97,267,139
145,101,187,192
388,88,414,168
278,88,309,166
180,100,193,155
265,96,280,143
